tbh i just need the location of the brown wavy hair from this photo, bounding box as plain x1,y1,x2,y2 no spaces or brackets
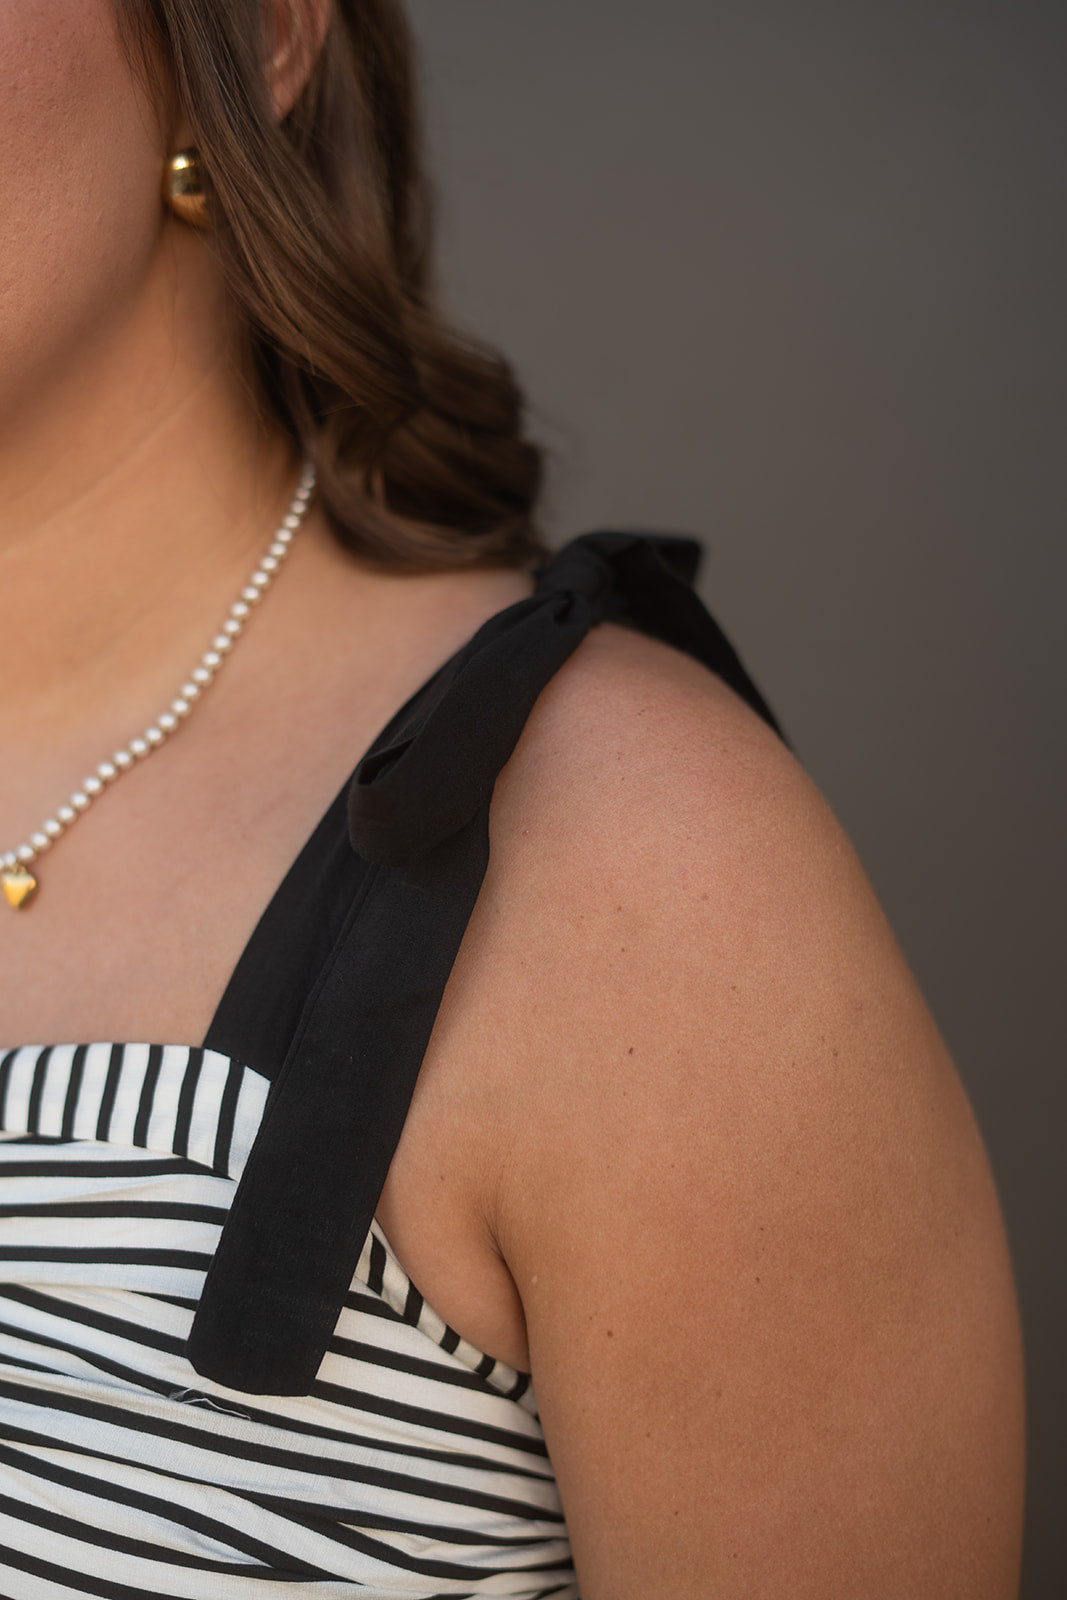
119,0,544,569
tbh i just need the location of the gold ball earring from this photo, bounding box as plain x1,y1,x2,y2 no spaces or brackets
162,148,210,229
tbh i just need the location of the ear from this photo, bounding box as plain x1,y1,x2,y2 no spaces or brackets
264,0,332,119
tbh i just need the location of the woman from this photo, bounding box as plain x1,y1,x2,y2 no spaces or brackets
0,1,1024,1595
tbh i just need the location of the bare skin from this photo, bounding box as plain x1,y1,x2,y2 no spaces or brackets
0,3,1024,1595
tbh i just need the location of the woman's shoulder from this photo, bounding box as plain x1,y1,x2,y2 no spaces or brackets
451,618,1023,1595
489,615,828,939
450,609,933,1221
477,616,990,1216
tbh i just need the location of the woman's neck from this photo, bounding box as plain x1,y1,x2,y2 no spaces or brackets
0,228,296,747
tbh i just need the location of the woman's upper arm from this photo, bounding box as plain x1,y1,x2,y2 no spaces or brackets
481,626,1024,1599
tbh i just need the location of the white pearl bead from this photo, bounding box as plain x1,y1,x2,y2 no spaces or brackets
57,805,77,825
212,634,234,652
180,682,201,701
230,600,251,620
129,739,150,760
71,792,91,812
260,554,279,572
171,698,190,718
197,658,219,677
282,513,301,530
2,852,17,871
145,726,165,747
241,585,261,603
82,775,104,797
222,619,242,638
250,571,270,590
97,762,118,783
30,832,50,853
157,712,178,733
43,819,63,839
113,750,134,770
16,844,35,864
269,541,288,559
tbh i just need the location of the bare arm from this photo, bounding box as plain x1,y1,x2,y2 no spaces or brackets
476,626,1023,1598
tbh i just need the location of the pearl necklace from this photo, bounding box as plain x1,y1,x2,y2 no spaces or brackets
1,462,316,911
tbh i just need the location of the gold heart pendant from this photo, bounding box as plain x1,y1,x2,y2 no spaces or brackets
2,867,38,910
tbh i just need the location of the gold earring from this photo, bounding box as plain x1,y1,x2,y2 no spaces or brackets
162,148,210,229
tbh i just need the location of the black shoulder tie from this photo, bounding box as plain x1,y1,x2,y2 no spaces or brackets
187,533,785,1393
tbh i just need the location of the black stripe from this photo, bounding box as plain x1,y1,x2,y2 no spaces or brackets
440,1323,461,1355
507,1370,532,1403
132,1044,165,1148
0,1153,219,1180
0,1050,16,1126
367,1232,386,1295
0,1246,211,1268
403,1280,424,1324
212,1059,241,1175
60,1046,88,1141
171,1046,205,1161
94,1045,125,1143
25,1047,50,1133
0,1200,226,1223
342,1283,414,1323
0,1133,67,1146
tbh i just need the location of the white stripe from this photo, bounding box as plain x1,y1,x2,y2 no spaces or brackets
227,1069,270,1178
104,1045,151,1148
37,1044,75,1136
143,1046,190,1154
69,1044,116,1142
4,1046,43,1130
185,1051,237,1174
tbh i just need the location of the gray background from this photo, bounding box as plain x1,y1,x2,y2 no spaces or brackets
406,2,1065,1592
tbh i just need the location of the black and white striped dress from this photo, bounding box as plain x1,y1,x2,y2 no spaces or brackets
0,1041,574,1598
0,537,784,1598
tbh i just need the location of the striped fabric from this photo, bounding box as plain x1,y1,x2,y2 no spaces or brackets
0,1043,577,1599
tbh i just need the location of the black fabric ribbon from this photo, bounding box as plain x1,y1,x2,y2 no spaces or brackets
187,532,785,1394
